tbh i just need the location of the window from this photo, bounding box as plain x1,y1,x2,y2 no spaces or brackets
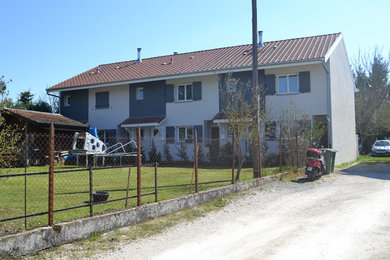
278,75,298,94
136,87,144,100
177,84,193,101
228,79,237,92
265,121,276,140
64,95,71,107
95,91,109,108
178,126,193,142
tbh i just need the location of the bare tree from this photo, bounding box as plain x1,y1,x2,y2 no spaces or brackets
219,74,268,180
353,49,390,152
278,103,326,168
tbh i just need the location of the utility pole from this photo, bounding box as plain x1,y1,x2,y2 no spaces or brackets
252,0,260,178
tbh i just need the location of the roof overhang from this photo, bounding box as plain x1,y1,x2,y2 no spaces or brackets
120,116,166,128
47,59,323,93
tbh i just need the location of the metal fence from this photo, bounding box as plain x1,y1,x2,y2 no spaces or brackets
0,125,298,236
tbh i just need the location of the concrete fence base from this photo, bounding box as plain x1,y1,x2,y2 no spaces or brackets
0,175,279,257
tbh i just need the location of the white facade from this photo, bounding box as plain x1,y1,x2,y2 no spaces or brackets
265,64,328,119
328,40,358,164
88,84,129,130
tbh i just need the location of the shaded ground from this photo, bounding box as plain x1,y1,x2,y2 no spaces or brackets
93,163,390,260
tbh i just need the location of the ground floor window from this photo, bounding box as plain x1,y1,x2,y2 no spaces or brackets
178,126,193,142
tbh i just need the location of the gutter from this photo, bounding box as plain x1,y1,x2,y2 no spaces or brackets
321,58,333,147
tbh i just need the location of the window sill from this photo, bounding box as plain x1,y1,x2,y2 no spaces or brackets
276,92,300,96
95,106,110,110
174,100,193,103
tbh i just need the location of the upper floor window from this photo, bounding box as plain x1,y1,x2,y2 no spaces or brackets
278,75,298,94
177,84,192,101
136,87,144,100
95,91,109,109
228,79,238,92
64,95,71,107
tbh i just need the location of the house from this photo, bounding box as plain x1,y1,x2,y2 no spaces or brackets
47,32,357,164
1,108,88,165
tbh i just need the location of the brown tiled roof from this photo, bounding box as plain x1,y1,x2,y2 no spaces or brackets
212,113,226,121
5,109,88,129
120,116,165,126
48,33,341,91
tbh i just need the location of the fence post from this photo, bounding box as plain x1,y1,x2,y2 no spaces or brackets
89,166,94,216
279,122,283,173
24,123,28,229
125,167,131,208
296,131,299,169
154,162,158,202
137,127,142,206
258,134,262,178
48,122,54,226
194,130,199,193
231,131,235,184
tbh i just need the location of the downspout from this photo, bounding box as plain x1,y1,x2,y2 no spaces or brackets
321,58,333,148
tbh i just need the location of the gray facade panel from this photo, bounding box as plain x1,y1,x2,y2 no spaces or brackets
60,89,88,122
129,80,166,118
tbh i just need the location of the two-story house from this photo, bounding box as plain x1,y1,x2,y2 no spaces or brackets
47,32,357,164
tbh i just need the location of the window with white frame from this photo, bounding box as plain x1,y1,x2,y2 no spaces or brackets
64,95,71,107
136,87,144,100
228,79,238,92
178,126,193,142
278,74,298,94
177,84,193,101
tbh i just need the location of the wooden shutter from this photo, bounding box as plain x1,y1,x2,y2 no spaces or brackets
193,125,203,142
96,91,109,108
299,71,311,93
193,81,202,100
166,126,175,143
166,84,174,102
265,74,276,95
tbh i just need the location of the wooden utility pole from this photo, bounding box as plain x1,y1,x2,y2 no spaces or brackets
252,0,261,178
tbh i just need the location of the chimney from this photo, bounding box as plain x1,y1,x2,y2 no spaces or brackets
137,48,142,63
258,31,264,48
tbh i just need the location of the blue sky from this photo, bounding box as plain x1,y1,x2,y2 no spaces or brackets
1,0,389,102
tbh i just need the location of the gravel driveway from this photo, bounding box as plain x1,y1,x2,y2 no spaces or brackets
95,163,390,260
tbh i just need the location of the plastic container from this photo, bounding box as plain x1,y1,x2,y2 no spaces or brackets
320,148,337,174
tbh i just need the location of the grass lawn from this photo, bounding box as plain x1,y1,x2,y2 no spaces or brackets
336,155,390,169
0,164,290,234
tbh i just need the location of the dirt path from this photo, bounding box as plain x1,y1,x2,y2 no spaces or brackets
93,163,390,260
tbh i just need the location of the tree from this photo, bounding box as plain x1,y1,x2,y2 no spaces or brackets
0,76,14,109
0,77,23,167
278,103,326,168
353,49,390,153
29,99,52,112
16,90,34,109
219,74,268,181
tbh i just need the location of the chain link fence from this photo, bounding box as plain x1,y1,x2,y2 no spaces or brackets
0,126,299,236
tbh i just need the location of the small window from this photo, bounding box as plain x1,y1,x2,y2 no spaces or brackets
177,84,193,101
96,91,109,109
228,79,237,92
265,121,276,140
136,87,144,100
64,95,71,107
178,126,193,142
278,75,298,94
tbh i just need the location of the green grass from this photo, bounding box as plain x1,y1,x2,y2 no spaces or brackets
336,155,390,169
0,163,287,234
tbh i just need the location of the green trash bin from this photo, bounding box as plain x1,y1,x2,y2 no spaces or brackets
320,148,337,174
